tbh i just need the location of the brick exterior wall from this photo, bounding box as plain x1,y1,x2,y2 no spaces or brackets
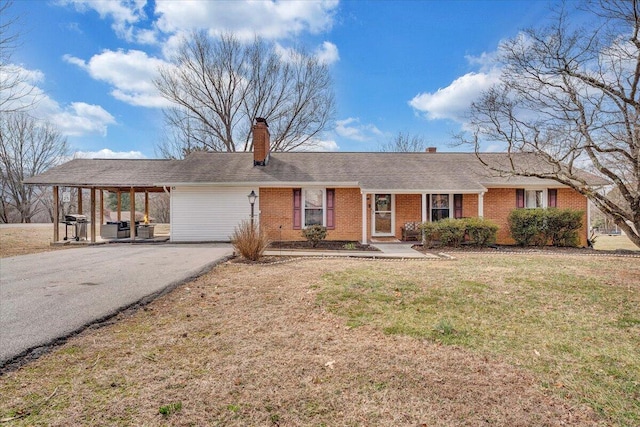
259,187,588,246
259,187,362,241
483,188,517,244
394,194,422,237
462,194,478,218
556,188,589,247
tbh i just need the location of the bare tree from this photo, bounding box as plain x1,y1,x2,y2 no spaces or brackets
155,32,335,157
0,0,38,113
464,0,640,248
0,113,68,223
379,132,427,152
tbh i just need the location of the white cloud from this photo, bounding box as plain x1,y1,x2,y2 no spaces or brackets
57,0,147,41
155,0,338,41
464,51,499,72
409,69,502,122
1,64,116,137
274,41,339,66
64,50,172,108
49,102,116,136
74,148,146,159
335,117,383,142
315,41,339,65
294,138,339,152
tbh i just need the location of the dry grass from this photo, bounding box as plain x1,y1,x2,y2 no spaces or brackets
1,254,638,426
592,234,639,251
0,224,68,258
0,224,171,258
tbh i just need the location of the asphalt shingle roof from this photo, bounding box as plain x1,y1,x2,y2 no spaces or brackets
24,152,607,191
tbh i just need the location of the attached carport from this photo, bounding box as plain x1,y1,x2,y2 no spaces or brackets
23,158,178,243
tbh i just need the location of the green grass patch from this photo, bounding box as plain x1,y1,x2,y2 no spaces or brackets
318,256,640,426
159,401,182,416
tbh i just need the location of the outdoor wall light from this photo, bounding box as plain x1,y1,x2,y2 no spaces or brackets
248,190,258,227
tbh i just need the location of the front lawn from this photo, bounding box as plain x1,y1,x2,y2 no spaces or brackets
1,254,638,426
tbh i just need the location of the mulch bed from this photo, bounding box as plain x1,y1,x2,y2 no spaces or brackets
269,240,379,251
413,243,640,257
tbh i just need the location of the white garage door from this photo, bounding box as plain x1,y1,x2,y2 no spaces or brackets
171,186,258,242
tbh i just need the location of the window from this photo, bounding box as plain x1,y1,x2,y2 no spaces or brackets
525,190,543,208
304,189,323,226
431,194,449,221
516,189,548,209
293,188,335,230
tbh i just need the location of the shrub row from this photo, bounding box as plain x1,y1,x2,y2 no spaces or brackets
420,218,499,248
507,208,583,247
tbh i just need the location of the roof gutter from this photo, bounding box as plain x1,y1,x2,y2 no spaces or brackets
154,181,361,188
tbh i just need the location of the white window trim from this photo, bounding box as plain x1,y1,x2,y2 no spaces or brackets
430,193,453,222
302,188,327,228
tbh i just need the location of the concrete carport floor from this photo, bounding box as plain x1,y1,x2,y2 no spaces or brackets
0,244,232,368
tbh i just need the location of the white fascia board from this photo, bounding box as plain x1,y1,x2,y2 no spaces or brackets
155,181,360,188
482,181,568,188
360,188,487,194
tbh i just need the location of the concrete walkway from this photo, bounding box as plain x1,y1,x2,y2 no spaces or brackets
264,242,436,259
0,244,232,367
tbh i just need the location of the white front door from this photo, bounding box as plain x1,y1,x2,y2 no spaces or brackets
372,194,394,236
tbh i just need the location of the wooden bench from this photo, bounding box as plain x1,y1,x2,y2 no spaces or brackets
401,221,421,241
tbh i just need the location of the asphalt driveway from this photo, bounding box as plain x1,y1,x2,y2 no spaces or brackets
0,244,232,367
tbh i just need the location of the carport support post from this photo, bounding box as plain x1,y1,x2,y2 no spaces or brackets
77,187,83,215
130,187,136,240
117,191,121,221
53,186,59,242
99,190,104,227
144,191,149,221
90,188,96,242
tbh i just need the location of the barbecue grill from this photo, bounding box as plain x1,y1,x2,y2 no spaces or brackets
64,214,87,241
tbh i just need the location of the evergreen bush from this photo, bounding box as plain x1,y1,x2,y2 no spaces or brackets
302,224,327,247
508,208,583,247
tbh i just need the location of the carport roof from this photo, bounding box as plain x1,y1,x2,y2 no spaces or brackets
24,151,608,192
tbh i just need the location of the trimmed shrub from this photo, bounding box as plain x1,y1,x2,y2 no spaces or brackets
420,222,440,248
420,218,497,248
508,208,583,247
464,217,499,246
230,220,271,261
547,208,583,247
508,208,547,246
436,218,467,247
302,224,327,247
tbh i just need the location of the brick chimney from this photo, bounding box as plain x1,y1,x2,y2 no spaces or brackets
253,117,270,166
426,147,437,153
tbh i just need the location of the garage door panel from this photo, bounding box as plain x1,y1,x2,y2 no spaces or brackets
171,187,257,242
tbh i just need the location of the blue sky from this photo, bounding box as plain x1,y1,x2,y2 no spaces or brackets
7,0,562,158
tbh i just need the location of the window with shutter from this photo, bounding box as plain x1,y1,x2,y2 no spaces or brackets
326,189,335,229
454,194,463,218
516,189,525,208
548,189,557,207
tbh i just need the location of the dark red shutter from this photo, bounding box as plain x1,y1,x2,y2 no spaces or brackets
326,189,335,229
548,189,557,208
454,194,463,218
293,189,301,229
516,189,525,208
426,194,431,221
